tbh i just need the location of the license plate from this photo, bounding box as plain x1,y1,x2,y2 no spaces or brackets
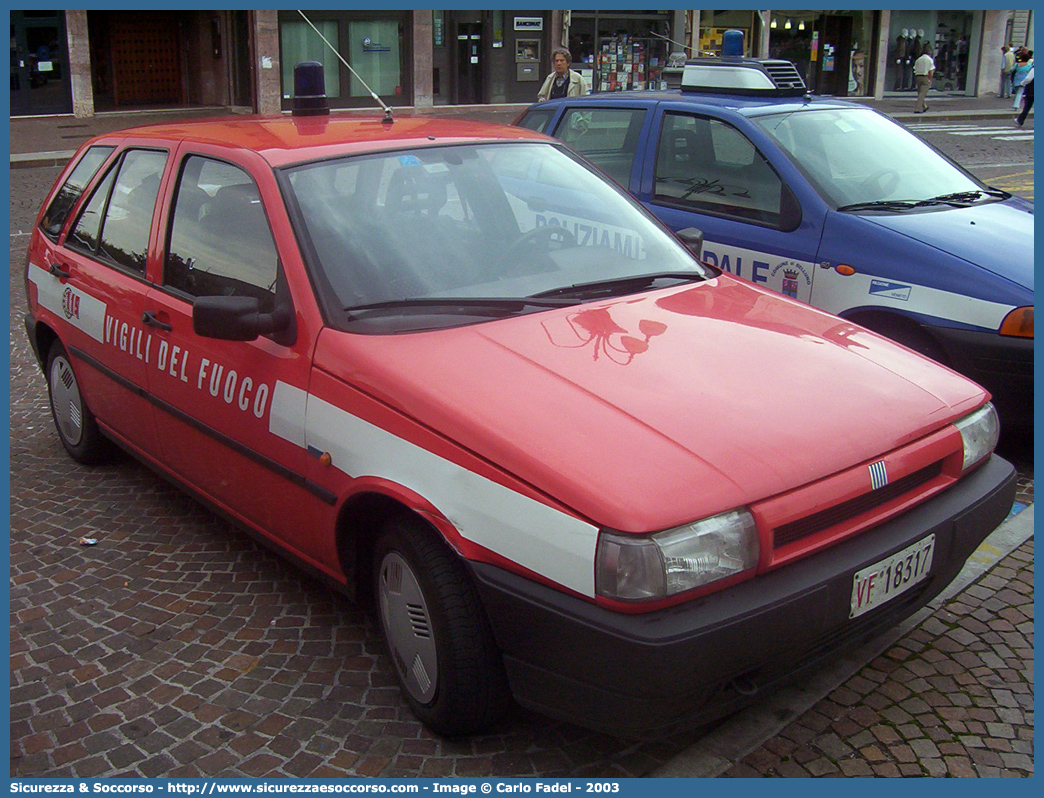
850,534,935,619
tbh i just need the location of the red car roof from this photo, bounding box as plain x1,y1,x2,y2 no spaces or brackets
105,114,551,168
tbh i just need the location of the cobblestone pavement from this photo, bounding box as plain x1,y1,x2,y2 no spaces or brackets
9,162,1034,780
723,539,1034,778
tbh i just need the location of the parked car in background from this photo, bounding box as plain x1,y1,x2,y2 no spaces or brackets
517,56,1034,425
25,78,1016,738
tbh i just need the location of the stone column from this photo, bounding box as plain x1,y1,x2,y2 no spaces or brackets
413,10,434,108
976,10,1008,97
66,10,94,118
871,10,891,99
253,10,282,115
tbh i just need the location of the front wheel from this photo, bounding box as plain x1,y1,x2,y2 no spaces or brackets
46,341,110,464
374,516,511,736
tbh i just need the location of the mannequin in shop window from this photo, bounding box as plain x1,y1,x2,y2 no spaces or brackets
892,31,906,91
537,47,590,101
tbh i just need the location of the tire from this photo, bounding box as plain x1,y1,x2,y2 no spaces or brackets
374,515,511,736
45,341,110,464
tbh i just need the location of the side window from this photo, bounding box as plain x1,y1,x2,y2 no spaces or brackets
165,156,278,313
40,145,115,239
556,108,646,185
654,113,786,227
516,109,554,133
67,148,167,275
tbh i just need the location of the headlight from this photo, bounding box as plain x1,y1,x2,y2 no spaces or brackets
596,508,759,602
954,402,1000,471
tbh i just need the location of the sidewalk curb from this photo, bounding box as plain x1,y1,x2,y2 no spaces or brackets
650,503,1034,778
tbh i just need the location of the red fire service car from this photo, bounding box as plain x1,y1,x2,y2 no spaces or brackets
25,73,1015,738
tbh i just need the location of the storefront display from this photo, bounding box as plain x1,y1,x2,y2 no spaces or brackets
568,10,672,93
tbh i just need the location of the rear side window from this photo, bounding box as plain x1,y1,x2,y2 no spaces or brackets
653,112,786,227
164,155,279,313
516,109,554,133
555,107,646,185
40,146,114,239
67,148,168,275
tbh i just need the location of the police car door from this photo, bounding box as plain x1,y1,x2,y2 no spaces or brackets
639,105,826,303
30,144,167,457
142,146,324,562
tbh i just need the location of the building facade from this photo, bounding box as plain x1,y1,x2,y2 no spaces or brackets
9,9,1034,118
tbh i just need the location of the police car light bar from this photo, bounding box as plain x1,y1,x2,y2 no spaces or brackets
679,28,807,97
680,59,807,97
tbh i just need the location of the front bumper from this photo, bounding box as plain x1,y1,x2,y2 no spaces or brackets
930,326,1033,424
471,454,1016,738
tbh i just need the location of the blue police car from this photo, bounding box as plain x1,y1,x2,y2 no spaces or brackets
517,51,1033,423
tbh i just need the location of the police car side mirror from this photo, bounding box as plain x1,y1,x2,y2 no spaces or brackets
193,295,291,342
676,227,704,258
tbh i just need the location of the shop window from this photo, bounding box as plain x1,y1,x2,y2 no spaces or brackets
280,19,341,99
348,20,402,97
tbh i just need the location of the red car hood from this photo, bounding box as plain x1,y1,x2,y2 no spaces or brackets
317,277,987,532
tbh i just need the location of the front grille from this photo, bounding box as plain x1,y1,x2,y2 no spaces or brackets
774,461,943,549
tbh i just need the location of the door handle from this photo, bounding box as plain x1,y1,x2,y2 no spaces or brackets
142,311,173,332
48,262,70,279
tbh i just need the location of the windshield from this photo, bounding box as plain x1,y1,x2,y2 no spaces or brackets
284,142,708,332
753,108,987,209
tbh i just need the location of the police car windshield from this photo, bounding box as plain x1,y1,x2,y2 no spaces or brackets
285,142,708,332
753,108,988,209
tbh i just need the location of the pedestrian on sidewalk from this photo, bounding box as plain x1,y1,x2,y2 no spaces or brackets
1015,65,1033,126
1001,45,1016,98
1012,52,1033,109
536,47,589,102
913,43,934,114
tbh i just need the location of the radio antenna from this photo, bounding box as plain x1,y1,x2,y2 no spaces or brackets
296,9,394,123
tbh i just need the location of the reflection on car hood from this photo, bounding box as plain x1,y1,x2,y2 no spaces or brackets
319,277,987,533
862,199,1034,290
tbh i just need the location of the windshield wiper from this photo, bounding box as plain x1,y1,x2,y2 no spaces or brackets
530,271,705,300
836,199,920,212
838,188,1010,213
345,296,576,317
914,188,1010,206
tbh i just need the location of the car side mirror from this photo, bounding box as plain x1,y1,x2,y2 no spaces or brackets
193,295,291,342
675,227,704,258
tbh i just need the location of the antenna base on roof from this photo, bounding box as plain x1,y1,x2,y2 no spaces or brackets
382,107,394,124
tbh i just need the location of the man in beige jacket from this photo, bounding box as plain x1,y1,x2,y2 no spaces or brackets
537,47,590,101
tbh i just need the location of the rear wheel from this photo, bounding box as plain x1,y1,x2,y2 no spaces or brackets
46,341,110,464
374,515,511,736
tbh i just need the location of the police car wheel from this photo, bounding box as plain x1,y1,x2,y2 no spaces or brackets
46,342,110,464
374,515,511,736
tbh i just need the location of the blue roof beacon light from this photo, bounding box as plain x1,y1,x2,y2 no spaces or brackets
721,29,745,59
292,61,330,116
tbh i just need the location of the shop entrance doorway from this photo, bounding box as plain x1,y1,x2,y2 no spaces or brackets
10,11,71,116
454,21,484,104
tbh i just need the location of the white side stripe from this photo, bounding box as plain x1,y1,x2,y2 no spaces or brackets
813,271,1014,331
269,382,600,597
27,263,107,342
